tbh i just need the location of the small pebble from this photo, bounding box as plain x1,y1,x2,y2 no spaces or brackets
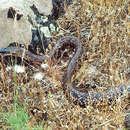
33,72,43,81
13,65,25,73
41,63,48,69
50,23,56,32
6,66,12,71
40,26,51,38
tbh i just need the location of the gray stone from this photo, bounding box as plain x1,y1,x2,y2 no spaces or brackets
0,0,53,48
0,8,32,48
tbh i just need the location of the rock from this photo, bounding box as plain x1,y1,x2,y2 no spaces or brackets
0,8,32,48
0,0,53,16
0,0,53,48
34,0,53,16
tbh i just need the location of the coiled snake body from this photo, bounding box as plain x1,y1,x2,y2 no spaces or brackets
0,36,129,106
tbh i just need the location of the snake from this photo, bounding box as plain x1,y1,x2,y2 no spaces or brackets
0,36,129,106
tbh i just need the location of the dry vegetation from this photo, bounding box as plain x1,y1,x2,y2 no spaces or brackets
0,0,129,129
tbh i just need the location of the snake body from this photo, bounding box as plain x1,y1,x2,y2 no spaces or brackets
0,36,129,106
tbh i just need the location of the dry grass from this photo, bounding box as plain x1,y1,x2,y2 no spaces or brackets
0,0,129,129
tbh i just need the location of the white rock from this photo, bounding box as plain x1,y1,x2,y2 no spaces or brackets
13,65,25,73
0,0,53,48
33,72,43,81
41,63,48,69
40,26,51,38
6,66,12,71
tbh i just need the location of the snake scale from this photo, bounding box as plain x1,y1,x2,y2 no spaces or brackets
0,36,129,106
